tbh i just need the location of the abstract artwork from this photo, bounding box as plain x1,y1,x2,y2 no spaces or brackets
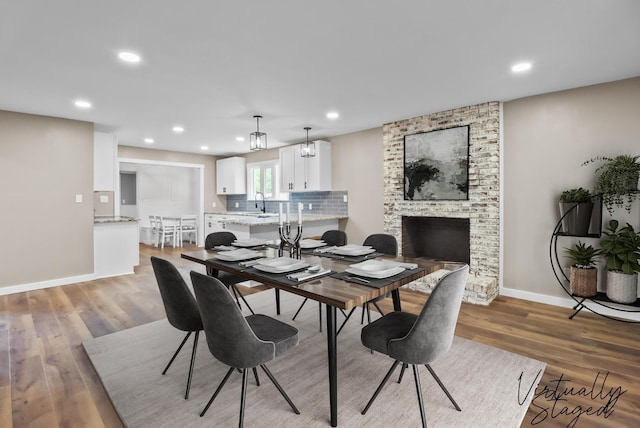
403,125,469,200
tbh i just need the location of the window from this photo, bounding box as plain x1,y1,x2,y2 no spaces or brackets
247,160,281,200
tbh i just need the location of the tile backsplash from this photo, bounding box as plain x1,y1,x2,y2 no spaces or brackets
226,191,348,216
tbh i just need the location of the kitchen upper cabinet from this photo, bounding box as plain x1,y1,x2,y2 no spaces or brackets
216,157,246,194
279,140,331,192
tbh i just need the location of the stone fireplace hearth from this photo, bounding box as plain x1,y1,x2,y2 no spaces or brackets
383,102,500,305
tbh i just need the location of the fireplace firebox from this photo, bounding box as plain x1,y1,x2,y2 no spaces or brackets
402,216,470,264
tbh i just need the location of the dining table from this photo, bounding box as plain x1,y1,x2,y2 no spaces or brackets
181,245,443,427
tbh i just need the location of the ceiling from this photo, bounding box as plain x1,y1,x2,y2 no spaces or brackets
2,1,639,156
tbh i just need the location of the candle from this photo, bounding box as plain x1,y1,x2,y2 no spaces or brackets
286,202,290,224
298,202,303,225
279,203,283,226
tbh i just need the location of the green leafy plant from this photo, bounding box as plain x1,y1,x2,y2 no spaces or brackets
564,241,601,268
559,187,592,203
599,219,640,274
583,155,640,214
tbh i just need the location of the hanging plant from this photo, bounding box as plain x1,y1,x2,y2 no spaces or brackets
582,155,640,214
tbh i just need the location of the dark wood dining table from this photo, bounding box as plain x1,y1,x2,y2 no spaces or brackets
181,247,443,427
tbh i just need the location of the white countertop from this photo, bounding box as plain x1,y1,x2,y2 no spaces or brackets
204,212,347,226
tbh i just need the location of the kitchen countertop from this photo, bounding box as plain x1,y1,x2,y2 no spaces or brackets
204,212,347,226
94,216,139,224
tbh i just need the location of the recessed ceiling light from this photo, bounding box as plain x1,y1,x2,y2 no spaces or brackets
118,51,141,63
511,62,532,73
172,126,184,133
74,99,92,109
235,136,245,142
326,111,339,119
144,138,154,144
200,146,209,151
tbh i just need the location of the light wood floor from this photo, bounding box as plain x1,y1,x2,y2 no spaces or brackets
1,244,638,427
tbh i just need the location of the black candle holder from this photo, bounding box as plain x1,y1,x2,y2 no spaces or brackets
278,223,302,259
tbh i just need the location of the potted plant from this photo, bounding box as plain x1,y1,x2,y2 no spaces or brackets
583,155,640,214
599,219,640,303
564,241,601,297
559,187,593,236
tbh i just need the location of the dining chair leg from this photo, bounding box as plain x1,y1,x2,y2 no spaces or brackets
185,330,199,399
336,307,356,335
232,285,255,315
260,364,300,415
412,364,427,428
252,367,260,386
372,301,384,316
200,367,234,417
239,368,249,428
362,360,401,415
425,364,461,411
398,363,408,383
291,298,308,320
318,302,322,332
162,332,191,375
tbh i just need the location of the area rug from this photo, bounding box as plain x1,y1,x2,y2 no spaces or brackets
83,289,545,427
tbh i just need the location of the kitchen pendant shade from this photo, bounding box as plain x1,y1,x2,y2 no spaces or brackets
300,127,315,158
250,115,267,151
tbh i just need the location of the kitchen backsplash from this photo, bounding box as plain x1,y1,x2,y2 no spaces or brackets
226,191,348,216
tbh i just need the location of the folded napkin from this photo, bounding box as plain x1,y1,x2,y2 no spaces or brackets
388,261,418,270
313,246,337,254
287,268,332,282
239,258,270,267
213,245,236,251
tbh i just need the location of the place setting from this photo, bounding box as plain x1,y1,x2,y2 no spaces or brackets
312,244,381,261
245,257,333,285
332,259,424,288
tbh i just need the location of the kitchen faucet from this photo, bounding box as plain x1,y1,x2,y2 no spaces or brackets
255,191,266,213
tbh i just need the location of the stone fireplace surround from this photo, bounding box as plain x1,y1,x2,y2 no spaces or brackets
383,102,500,305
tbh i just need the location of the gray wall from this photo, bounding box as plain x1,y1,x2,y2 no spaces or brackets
503,77,640,299
0,110,94,288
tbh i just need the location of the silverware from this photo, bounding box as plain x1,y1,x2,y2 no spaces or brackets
345,275,370,284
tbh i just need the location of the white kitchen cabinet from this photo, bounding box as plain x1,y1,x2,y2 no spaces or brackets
279,140,331,192
216,157,246,194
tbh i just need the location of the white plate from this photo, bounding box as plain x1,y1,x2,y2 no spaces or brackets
232,238,267,247
254,257,308,273
299,239,327,249
332,245,376,256
214,248,262,261
345,260,405,279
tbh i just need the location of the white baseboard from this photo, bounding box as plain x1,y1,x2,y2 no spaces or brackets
500,287,640,322
0,274,97,296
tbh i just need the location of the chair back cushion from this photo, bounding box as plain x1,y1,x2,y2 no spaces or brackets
205,231,237,249
388,265,469,364
190,271,275,368
321,230,347,246
363,233,398,256
150,257,203,332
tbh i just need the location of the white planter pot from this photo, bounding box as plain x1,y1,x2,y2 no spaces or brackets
605,271,638,304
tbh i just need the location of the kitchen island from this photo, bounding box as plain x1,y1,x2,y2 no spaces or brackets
94,216,139,278
204,212,347,240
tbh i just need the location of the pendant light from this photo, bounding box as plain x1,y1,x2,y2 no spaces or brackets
300,127,315,157
250,115,267,151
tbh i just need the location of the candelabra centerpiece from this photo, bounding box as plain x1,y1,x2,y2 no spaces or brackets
278,202,304,258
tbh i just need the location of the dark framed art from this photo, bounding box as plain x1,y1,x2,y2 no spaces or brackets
403,125,470,200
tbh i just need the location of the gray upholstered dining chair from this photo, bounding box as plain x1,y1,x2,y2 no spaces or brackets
150,256,203,399
204,231,255,315
337,233,398,334
359,264,469,428
190,271,301,427
291,229,347,331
